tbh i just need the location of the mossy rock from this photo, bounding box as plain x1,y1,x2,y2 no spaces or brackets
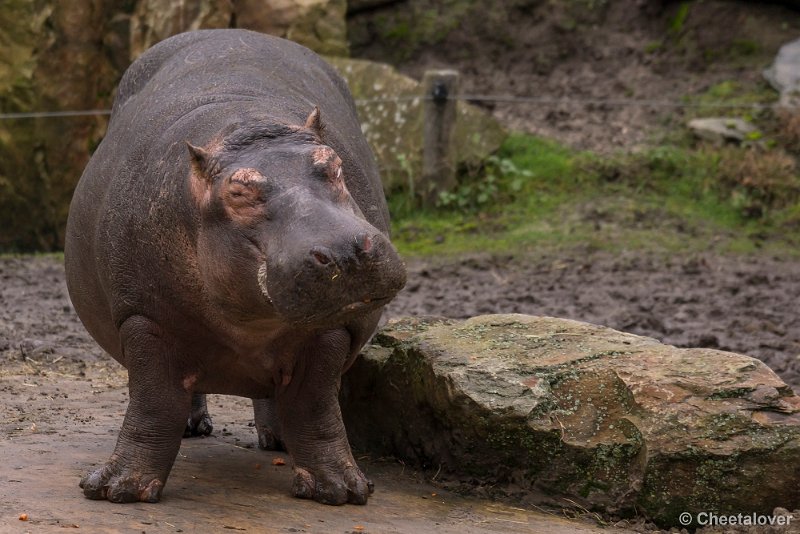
327,57,506,193
0,1,117,251
341,314,800,527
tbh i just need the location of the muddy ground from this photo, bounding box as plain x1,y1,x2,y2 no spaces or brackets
350,0,800,152
0,255,641,533
1,251,799,532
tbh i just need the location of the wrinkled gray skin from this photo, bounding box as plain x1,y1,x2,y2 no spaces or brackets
64,29,406,506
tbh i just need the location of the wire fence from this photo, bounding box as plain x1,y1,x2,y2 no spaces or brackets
0,93,791,121
0,109,113,120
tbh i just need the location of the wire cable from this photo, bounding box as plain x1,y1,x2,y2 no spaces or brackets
0,94,791,120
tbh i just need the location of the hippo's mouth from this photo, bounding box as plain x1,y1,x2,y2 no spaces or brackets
301,296,394,325
338,296,393,314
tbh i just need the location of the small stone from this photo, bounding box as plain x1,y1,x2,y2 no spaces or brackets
688,117,756,144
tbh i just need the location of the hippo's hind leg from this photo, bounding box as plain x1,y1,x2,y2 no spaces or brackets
252,398,285,451
184,393,213,437
80,316,191,503
276,329,373,505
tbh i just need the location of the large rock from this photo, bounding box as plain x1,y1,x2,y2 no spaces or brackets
130,0,347,60
0,1,119,250
129,0,233,59
327,57,506,194
234,0,347,57
341,314,800,528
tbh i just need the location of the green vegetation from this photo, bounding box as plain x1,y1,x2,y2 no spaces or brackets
388,131,800,259
669,2,691,35
683,80,777,121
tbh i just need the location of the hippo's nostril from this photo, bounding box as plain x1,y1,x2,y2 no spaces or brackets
356,233,373,256
310,247,333,266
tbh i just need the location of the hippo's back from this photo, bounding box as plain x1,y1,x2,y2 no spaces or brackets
65,30,387,356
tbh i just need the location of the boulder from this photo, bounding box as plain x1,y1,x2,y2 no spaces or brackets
326,57,507,193
340,314,800,528
130,0,348,60
129,0,233,59
688,117,757,144
764,37,800,107
233,0,348,57
0,0,119,250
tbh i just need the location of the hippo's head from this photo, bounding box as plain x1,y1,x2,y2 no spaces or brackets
189,108,406,328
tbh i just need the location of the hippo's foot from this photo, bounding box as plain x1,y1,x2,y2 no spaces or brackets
292,464,374,505
184,412,213,437
80,461,164,503
252,398,285,451
184,392,213,437
257,426,285,451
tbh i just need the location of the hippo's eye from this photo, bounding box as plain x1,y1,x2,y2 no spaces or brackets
228,180,265,202
221,174,271,224
317,159,343,183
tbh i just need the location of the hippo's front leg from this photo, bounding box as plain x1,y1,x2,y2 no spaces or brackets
80,316,192,503
276,329,373,505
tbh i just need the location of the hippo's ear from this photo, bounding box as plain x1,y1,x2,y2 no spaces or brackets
187,142,215,206
186,141,213,181
304,106,323,134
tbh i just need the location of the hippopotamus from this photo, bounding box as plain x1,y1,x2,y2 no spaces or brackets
64,29,406,506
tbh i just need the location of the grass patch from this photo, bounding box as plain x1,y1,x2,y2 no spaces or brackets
388,133,800,259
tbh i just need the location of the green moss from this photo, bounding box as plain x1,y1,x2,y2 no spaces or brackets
707,387,755,400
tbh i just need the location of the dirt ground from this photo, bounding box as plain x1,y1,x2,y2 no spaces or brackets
1,250,799,532
0,256,642,533
350,0,800,152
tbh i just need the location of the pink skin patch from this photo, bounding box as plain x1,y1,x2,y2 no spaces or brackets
229,167,266,184
223,168,268,224
182,374,198,391
311,146,349,202
311,146,335,166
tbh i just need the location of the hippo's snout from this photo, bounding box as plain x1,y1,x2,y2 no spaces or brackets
309,232,374,270
264,230,406,325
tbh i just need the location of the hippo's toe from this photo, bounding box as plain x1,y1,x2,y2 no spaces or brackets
290,464,373,505
184,393,213,437
80,464,164,503
184,412,213,437
257,426,286,451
